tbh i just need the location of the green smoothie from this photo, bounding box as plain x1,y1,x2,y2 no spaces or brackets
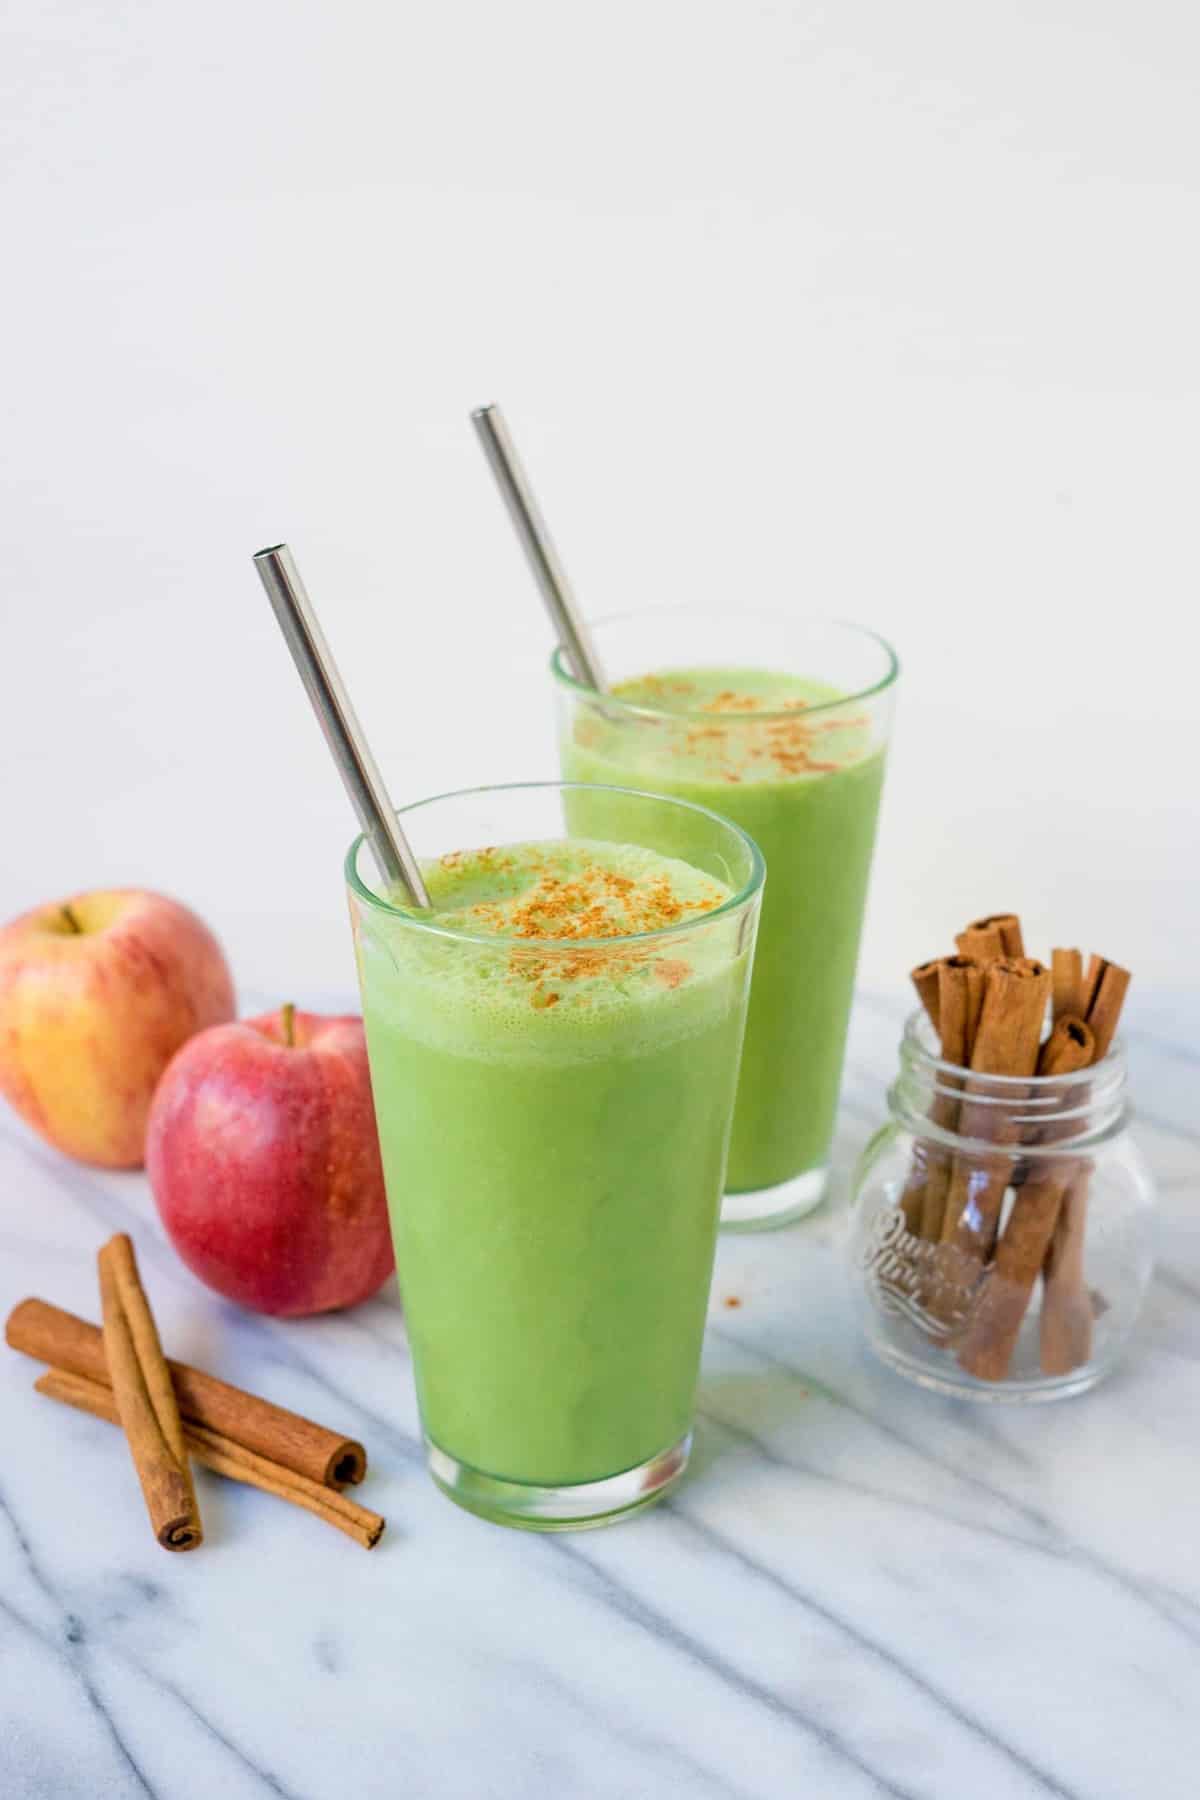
561,668,886,1194
352,837,755,1489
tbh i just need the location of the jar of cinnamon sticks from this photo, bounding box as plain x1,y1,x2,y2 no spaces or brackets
848,925,1156,1400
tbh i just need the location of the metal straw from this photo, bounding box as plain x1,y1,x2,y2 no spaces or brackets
471,404,608,691
252,544,430,907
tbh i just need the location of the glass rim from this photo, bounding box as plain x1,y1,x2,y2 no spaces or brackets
549,607,900,723
344,779,766,951
902,1007,1124,1090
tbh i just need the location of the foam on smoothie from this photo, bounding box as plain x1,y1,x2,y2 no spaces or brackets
423,838,728,939
354,838,744,1063
588,665,873,786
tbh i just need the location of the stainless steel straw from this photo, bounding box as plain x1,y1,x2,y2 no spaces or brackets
470,404,608,691
252,543,430,907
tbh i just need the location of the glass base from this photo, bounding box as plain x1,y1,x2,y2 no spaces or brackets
865,1330,1113,1404
426,1431,691,1531
721,1164,829,1232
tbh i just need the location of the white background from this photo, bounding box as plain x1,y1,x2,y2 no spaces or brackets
2,2,1197,1006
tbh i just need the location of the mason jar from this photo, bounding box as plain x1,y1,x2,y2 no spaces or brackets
848,1009,1155,1401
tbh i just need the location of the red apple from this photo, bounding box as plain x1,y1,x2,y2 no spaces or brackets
146,1005,394,1316
0,889,235,1168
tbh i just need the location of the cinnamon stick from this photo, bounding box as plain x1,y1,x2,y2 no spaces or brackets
955,922,1006,964
1051,948,1083,1023
963,956,1049,1076
1040,1177,1094,1376
1037,1014,1095,1078
1079,953,1105,1017
956,1015,1095,1380
1082,960,1131,1061
37,1370,384,1551
918,957,985,1241
102,1236,194,1481
5,1299,365,1489
931,959,1052,1323
961,913,1025,959
899,955,945,1238
898,1163,927,1239
1040,956,1133,1375
910,959,943,1033
895,964,935,1245
98,1235,202,1552
898,956,983,1240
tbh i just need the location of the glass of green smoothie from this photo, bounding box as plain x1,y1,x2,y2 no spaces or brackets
553,611,898,1230
346,781,763,1529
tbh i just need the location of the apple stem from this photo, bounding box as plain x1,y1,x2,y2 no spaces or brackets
280,1002,296,1048
60,904,82,934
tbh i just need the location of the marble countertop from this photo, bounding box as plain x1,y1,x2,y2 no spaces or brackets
1,989,1197,1800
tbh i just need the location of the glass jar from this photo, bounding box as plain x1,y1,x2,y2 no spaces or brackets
848,1009,1155,1401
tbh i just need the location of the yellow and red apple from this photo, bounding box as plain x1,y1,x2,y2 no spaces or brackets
0,889,235,1168
146,1006,394,1316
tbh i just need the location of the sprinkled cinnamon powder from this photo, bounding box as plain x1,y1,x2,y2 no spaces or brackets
506,866,721,942
417,840,735,996
622,674,697,702
596,668,872,784
705,690,764,714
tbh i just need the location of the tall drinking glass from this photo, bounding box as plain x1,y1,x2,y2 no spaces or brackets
346,782,763,1529
553,611,898,1229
